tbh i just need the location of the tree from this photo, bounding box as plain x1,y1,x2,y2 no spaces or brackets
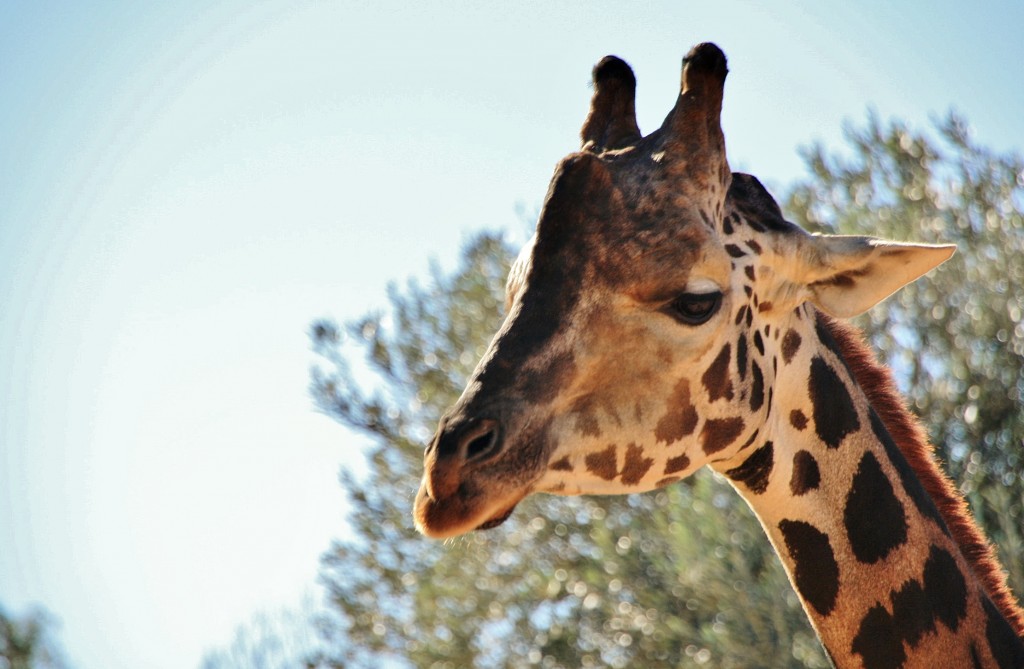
0,605,69,669
201,110,1024,668
786,111,1024,595
197,598,326,669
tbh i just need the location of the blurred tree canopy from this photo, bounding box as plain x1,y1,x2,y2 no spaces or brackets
304,111,1024,668
209,111,1024,667
0,605,69,669
198,599,325,669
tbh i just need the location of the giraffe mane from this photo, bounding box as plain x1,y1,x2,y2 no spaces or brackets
822,313,1024,637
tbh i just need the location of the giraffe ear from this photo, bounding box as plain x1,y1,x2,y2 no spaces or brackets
793,234,956,318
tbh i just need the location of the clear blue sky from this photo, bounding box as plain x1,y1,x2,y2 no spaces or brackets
1,1,1021,667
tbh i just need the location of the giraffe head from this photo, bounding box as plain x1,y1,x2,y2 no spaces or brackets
414,43,953,539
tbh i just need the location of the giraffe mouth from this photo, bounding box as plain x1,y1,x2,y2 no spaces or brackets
475,503,518,531
414,479,526,538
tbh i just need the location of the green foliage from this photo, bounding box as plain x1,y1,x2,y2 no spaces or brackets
309,234,825,668
785,110,1024,595
198,599,325,669
254,110,1024,669
0,605,68,669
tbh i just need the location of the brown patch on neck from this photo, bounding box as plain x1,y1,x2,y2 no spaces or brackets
701,344,734,402
655,378,698,444
585,444,618,481
820,313,1024,636
621,443,654,485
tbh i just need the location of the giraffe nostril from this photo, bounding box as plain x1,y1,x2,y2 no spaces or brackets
466,432,497,460
462,420,501,463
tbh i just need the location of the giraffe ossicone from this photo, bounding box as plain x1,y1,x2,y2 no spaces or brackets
413,42,1024,668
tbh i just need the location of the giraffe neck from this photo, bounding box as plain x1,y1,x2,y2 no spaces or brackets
712,311,1024,669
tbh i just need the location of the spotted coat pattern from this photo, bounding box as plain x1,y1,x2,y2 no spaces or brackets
710,184,1023,667
414,44,1024,668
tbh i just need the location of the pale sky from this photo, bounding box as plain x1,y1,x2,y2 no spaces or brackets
1,2,1022,667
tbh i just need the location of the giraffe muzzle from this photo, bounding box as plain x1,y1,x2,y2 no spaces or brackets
416,414,536,538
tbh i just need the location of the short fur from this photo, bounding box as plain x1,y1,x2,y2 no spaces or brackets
822,313,1024,637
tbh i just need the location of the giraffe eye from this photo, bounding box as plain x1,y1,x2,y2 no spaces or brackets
666,291,723,325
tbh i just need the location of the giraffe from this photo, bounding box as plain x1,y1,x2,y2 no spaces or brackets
413,43,1024,668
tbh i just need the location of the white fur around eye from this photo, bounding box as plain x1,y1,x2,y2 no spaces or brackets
686,277,721,295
